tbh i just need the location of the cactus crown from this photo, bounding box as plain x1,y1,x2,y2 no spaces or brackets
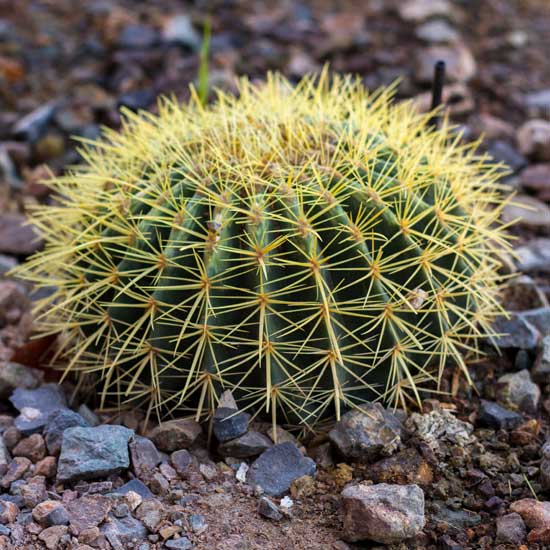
17,71,511,429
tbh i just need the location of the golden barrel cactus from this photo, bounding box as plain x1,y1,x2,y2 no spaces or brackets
16,72,511,428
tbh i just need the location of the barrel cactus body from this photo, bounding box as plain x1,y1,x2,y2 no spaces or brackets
17,72,511,427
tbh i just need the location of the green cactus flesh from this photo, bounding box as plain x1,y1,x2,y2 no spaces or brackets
17,72,511,427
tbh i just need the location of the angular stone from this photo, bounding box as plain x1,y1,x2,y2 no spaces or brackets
10,384,67,435
478,400,523,430
496,369,540,414
113,478,153,500
257,496,283,521
0,456,31,488
248,442,316,497
67,495,111,535
165,537,193,549
491,314,539,350
218,431,272,458
57,425,133,483
510,499,550,543
12,433,46,463
329,403,404,462
342,483,425,544
129,436,161,478
101,513,147,547
0,436,10,473
523,307,550,336
487,140,528,174
521,164,550,202
516,239,550,273
44,409,89,455
213,407,250,443
20,477,47,508
32,500,65,526
135,498,164,532
38,525,68,550
34,456,56,479
0,501,18,524
0,362,42,398
170,449,193,477
496,512,526,544
189,513,207,534
369,448,433,487
149,419,202,452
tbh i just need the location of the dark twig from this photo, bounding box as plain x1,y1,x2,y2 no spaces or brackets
428,60,446,130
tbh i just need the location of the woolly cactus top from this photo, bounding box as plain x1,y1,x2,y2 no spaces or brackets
18,72,511,428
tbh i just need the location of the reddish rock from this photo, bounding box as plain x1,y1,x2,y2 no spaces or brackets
67,495,111,535
35,456,57,478
13,433,46,462
521,164,550,201
2,426,21,450
149,419,202,452
0,456,31,488
0,501,19,524
38,525,68,550
32,500,64,526
0,214,43,255
369,448,434,487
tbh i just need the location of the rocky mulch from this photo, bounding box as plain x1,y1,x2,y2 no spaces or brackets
1,0,550,549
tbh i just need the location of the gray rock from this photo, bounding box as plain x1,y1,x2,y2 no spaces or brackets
57,425,134,483
112,478,153,500
77,404,100,427
524,89,550,117
257,496,283,521
130,436,162,478
496,369,540,414
170,449,193,477
487,140,528,174
329,403,404,462
415,20,459,44
516,239,550,273
496,512,527,544
218,431,272,458
248,442,316,497
10,384,68,435
44,409,89,455
12,101,58,143
213,407,250,443
398,0,453,22
522,307,550,336
189,514,207,533
540,458,550,492
432,504,481,528
0,436,10,473
0,362,42,398
164,537,193,549
478,400,523,430
491,314,540,350
101,513,147,548
533,335,550,382
161,15,201,50
341,483,425,544
43,505,69,526
149,419,202,452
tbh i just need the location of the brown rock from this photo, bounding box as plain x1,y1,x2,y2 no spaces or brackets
129,435,161,478
1,456,31,488
149,419,202,452
67,495,111,535
32,500,64,526
290,475,315,499
510,499,550,538
0,501,19,524
13,433,46,462
0,214,43,255
2,426,21,450
170,449,193,477
38,525,68,550
21,476,48,508
78,526,105,546
135,498,164,532
369,448,434,487
35,456,57,478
